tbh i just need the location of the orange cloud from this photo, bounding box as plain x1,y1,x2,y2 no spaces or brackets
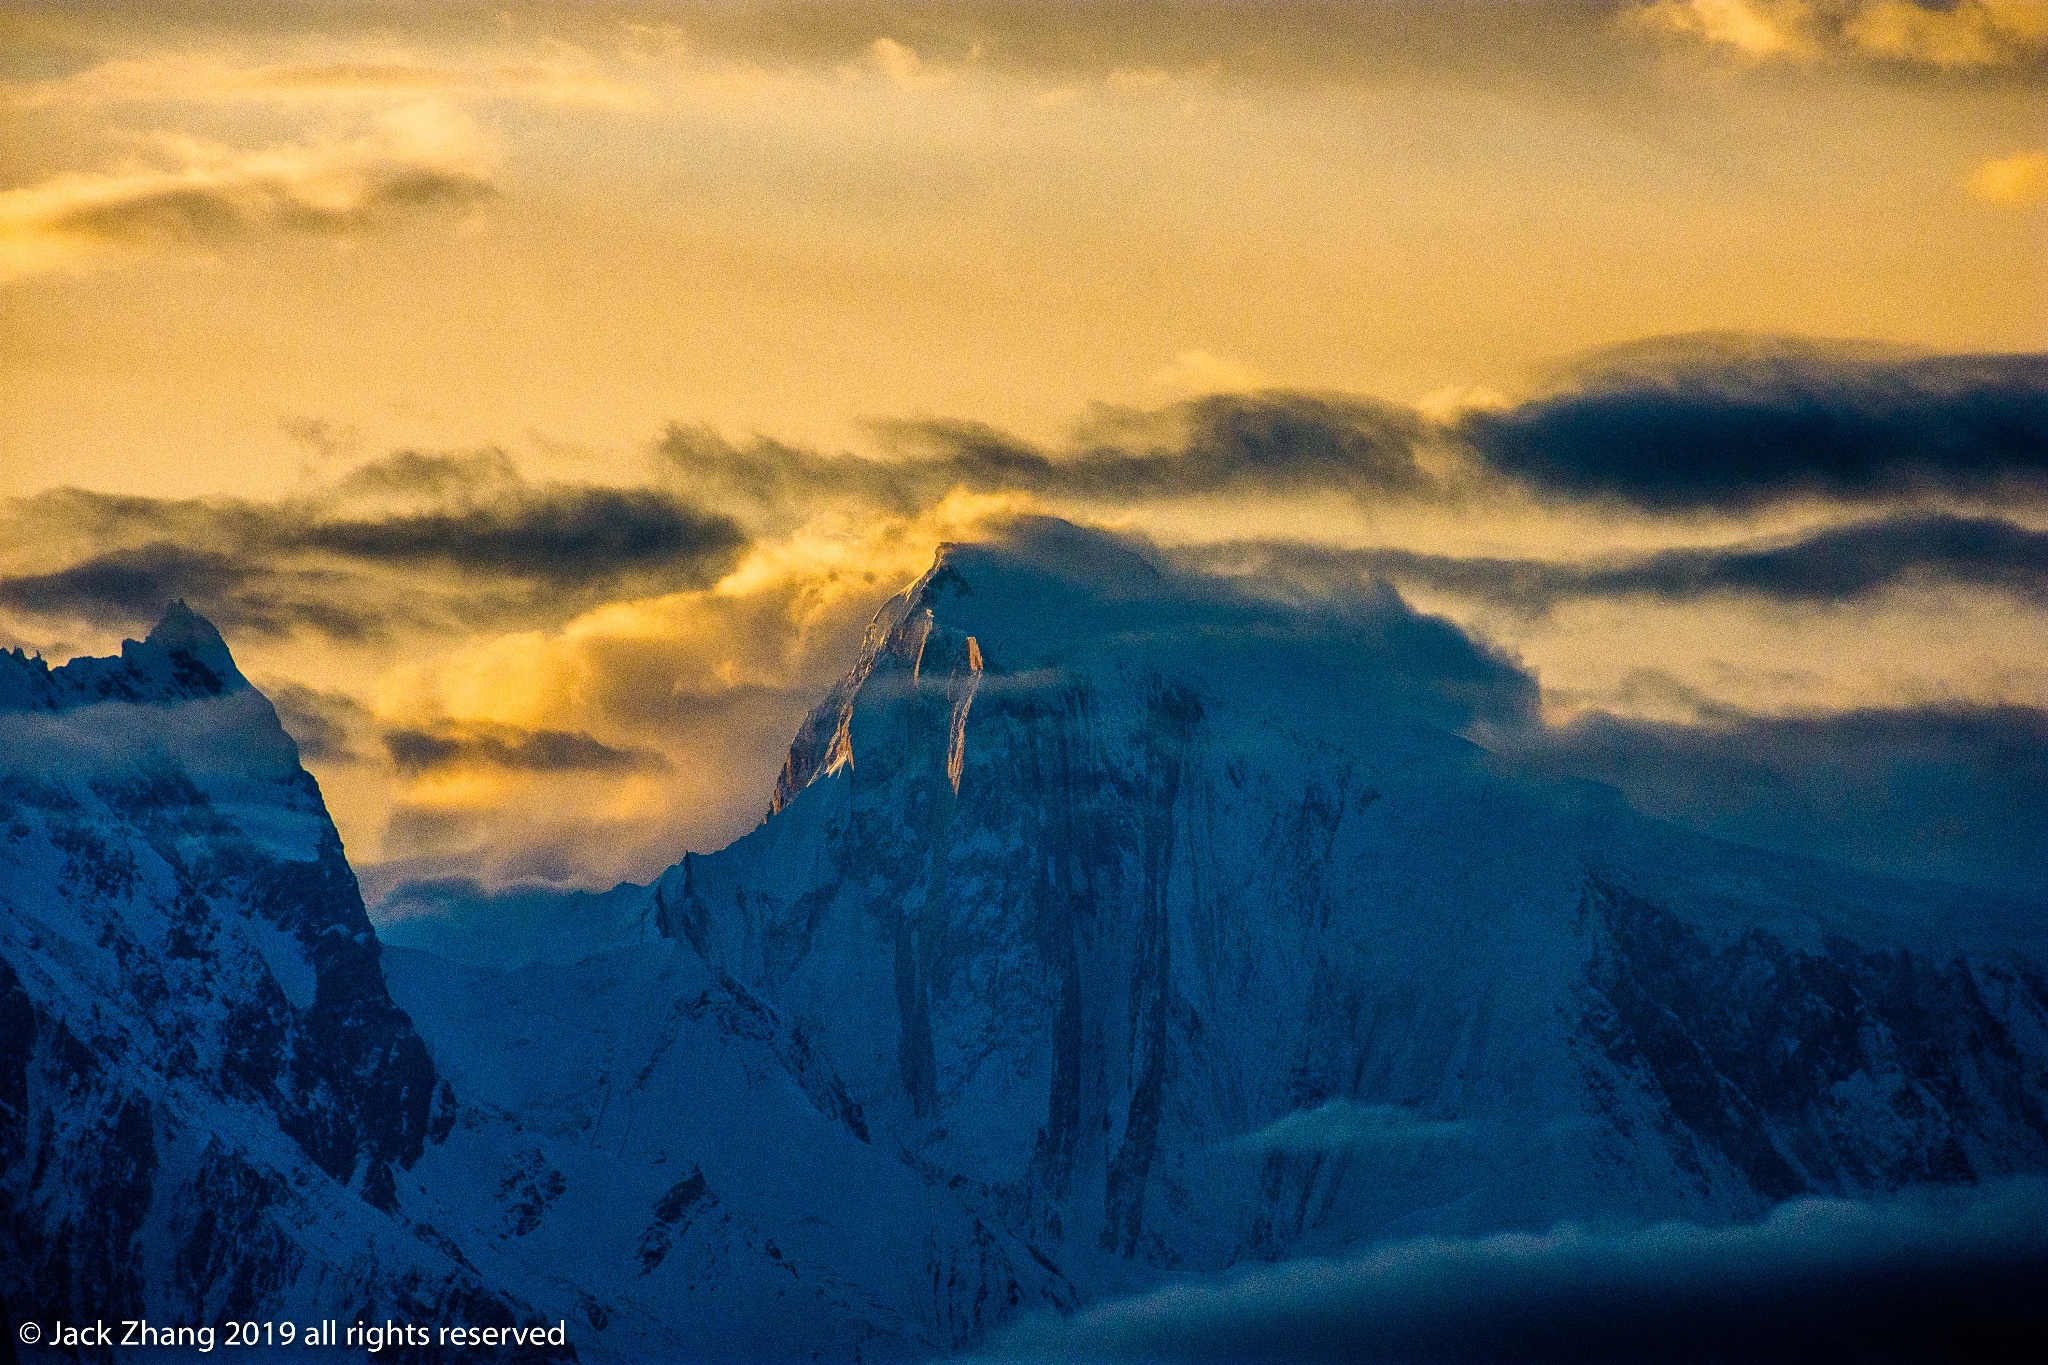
1636,0,2048,67
1969,150,2048,206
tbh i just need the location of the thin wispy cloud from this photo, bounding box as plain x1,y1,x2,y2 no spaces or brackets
1,45,645,111
1193,514,2048,616
383,721,668,776
1228,1102,1470,1156
0,103,494,282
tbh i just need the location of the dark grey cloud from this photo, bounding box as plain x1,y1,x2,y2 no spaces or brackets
995,1178,2048,1364
1191,513,2048,616
1462,336,2048,511
293,486,746,584
383,722,668,775
661,392,1430,521
0,541,248,620
0,457,749,641
666,341,2048,526
0,540,380,640
1569,513,2048,604
1494,702,2048,896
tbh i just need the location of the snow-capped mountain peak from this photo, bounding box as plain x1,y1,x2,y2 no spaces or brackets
661,518,2048,1281
0,600,249,715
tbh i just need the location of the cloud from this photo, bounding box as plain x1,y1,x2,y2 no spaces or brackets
2,45,644,111
265,681,371,764
1228,1102,1470,1156
0,542,249,621
0,453,750,642
1195,514,2048,616
995,1177,2048,1364
1635,0,1816,60
382,722,667,775
928,516,1540,732
1148,349,1269,397
0,103,494,283
0,541,379,641
1564,514,2048,604
660,392,1432,524
1460,335,2048,510
1493,701,2048,896
292,486,747,584
1969,149,2048,205
330,448,523,501
1841,0,2048,68
1635,0,2048,69
859,37,957,89
665,341,2047,527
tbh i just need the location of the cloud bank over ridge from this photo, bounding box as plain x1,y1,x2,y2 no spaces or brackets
995,1178,2048,1364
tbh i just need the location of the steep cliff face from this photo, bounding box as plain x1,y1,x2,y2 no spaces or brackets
0,608,561,1358
655,519,2048,1288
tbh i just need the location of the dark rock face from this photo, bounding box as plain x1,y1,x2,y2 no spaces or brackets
1580,877,2048,1201
0,610,563,1360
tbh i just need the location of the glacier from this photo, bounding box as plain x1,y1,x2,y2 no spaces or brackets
5,522,2048,1361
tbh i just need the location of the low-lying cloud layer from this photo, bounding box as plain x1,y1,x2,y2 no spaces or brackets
995,1178,2048,1364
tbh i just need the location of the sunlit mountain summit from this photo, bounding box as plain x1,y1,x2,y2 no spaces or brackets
5,526,2047,1360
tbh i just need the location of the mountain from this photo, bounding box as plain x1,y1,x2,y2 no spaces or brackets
0,607,1067,1361
641,518,2048,1281
7,528,2048,1360
0,606,568,1358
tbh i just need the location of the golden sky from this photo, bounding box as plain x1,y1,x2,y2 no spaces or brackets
2,1,2043,895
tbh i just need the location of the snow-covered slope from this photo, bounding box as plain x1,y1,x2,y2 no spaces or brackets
380,941,1072,1360
0,607,568,1356
648,518,2048,1290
